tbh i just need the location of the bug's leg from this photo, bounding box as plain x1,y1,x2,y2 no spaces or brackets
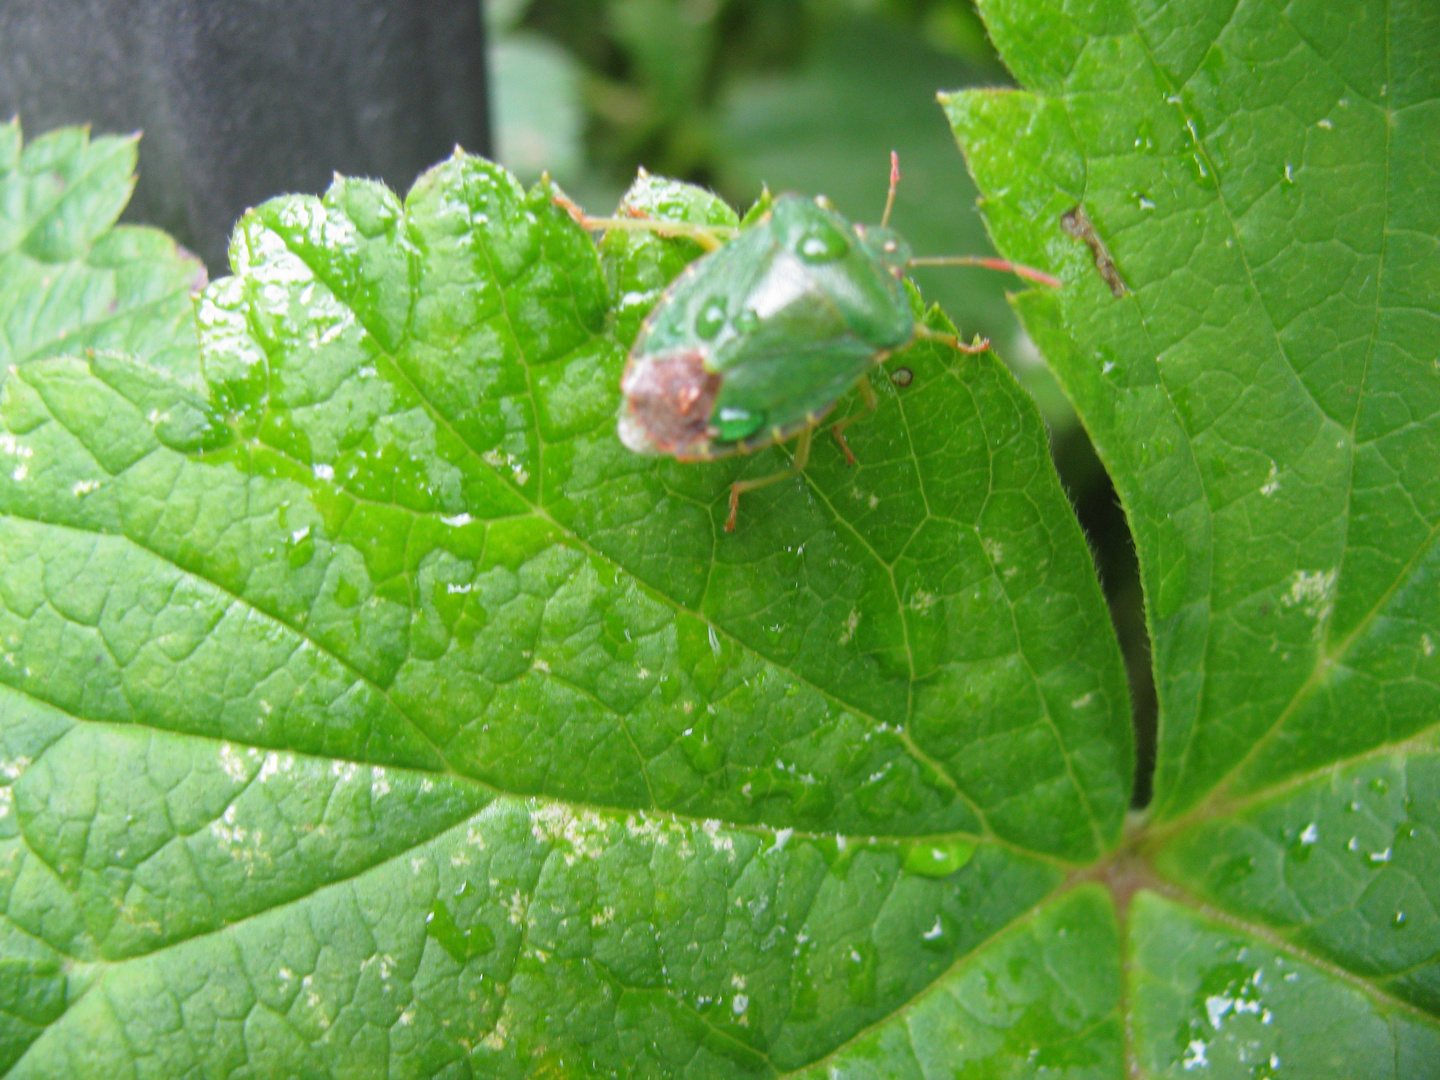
829,375,879,466
914,324,991,354
725,428,813,533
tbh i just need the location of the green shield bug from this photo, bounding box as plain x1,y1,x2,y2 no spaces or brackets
575,155,1059,531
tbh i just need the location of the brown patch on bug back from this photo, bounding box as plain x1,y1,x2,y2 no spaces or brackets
621,349,723,459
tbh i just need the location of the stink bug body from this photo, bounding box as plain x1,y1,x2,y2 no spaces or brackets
587,155,1059,531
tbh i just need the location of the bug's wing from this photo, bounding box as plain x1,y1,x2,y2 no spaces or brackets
633,224,774,355
708,246,883,439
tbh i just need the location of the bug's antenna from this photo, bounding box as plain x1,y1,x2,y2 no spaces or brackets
907,254,1062,289
881,151,901,228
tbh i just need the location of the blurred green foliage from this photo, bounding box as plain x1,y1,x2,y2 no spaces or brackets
487,0,1156,797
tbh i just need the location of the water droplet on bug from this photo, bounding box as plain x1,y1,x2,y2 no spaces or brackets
716,405,763,442
735,309,760,333
797,224,849,263
695,299,726,340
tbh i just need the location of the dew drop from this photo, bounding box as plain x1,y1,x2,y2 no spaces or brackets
797,223,849,263
1393,911,1408,929
901,837,975,878
735,309,760,333
695,299,726,340
715,405,762,442
844,940,878,1006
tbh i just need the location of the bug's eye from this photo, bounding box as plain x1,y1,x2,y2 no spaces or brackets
797,223,849,264
695,299,726,340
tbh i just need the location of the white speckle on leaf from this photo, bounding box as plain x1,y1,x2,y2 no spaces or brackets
1182,1039,1208,1070
1317,117,1333,129
313,463,335,481
1260,463,1280,496
839,609,860,645
481,448,530,486
0,756,31,782
371,767,391,798
1281,568,1337,631
772,827,793,852
0,433,31,459
702,819,734,854
908,590,937,614
331,760,359,782
923,916,944,940
1422,633,1434,657
481,1015,510,1050
72,479,100,496
505,890,527,926
732,994,748,1015
1299,822,1319,845
1071,692,1094,709
218,743,249,782
441,512,472,526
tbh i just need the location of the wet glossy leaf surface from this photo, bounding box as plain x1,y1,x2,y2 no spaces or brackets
948,0,1440,1072
0,127,1128,1074
0,120,205,382
4,0,1434,1068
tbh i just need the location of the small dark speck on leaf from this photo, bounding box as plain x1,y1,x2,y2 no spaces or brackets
890,366,913,387
1062,206,1126,297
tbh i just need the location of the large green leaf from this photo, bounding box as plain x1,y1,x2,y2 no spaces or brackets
0,121,204,381
6,0,1434,1067
0,122,1129,1074
947,0,1440,1071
